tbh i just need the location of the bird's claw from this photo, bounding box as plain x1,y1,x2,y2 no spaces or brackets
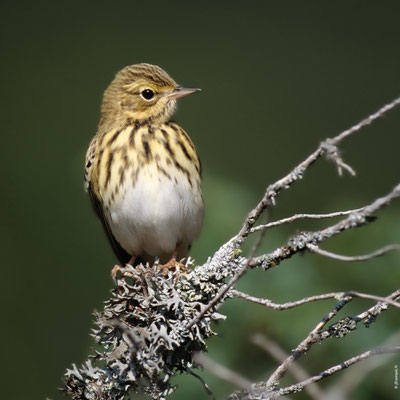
111,264,126,281
157,259,187,276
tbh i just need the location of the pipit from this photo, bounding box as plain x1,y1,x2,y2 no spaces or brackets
85,63,204,269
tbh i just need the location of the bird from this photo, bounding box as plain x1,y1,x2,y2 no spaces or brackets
84,63,204,269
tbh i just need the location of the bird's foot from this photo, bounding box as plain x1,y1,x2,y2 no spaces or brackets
111,263,150,297
111,264,124,281
158,258,187,276
111,255,136,281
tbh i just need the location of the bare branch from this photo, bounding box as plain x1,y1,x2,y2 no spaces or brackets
325,330,400,397
344,292,400,310
228,291,400,399
230,289,400,310
250,212,271,252
231,289,343,310
237,95,400,239
193,352,252,391
306,243,400,262
250,183,400,269
251,333,324,400
266,296,353,387
62,95,400,400
355,289,400,322
275,347,400,399
249,208,364,234
188,182,400,332
330,96,400,144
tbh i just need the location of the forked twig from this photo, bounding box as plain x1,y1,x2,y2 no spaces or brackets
274,347,400,399
238,96,400,239
189,182,400,330
250,183,400,269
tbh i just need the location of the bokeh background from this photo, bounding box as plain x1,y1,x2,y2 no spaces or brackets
2,1,400,399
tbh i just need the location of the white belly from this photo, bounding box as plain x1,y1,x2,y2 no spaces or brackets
106,166,203,261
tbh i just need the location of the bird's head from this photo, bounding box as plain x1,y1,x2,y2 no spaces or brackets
99,63,200,131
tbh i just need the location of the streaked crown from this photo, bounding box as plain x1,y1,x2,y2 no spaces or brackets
98,63,192,133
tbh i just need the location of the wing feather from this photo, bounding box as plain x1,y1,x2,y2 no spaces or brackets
87,183,131,265
84,134,131,265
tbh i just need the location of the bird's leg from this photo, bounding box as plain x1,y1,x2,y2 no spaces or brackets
171,244,179,261
158,244,187,275
111,255,136,281
128,255,136,266
111,255,149,295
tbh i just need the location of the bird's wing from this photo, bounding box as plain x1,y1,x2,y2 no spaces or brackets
87,184,131,266
84,135,131,266
84,135,98,191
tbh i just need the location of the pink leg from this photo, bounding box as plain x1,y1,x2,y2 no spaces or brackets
111,255,136,280
158,244,187,274
128,255,136,266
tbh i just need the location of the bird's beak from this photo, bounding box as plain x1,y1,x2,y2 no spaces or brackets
168,86,201,100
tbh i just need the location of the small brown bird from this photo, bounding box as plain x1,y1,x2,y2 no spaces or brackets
84,63,204,267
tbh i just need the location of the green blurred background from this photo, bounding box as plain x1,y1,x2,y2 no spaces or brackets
2,1,400,399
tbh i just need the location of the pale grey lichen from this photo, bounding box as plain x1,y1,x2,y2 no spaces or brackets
62,260,228,399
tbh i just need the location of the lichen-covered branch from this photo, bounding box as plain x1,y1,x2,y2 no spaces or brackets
276,347,400,399
61,96,400,399
265,288,400,387
237,96,400,240
249,182,400,270
228,347,400,400
228,289,400,400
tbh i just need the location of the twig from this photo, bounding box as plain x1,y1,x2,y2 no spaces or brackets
324,330,400,397
188,183,400,330
344,291,400,310
250,211,271,253
251,333,324,400
231,289,342,310
193,352,252,390
237,96,400,239
230,289,400,310
274,347,400,399
306,243,400,262
187,255,252,330
192,104,400,334
266,296,353,386
355,289,400,321
249,208,363,234
264,288,400,390
228,291,400,399
250,183,400,269
330,96,400,144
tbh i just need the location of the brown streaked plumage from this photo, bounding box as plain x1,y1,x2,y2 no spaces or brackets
85,63,203,267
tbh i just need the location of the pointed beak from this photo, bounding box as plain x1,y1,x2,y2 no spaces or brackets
168,86,201,100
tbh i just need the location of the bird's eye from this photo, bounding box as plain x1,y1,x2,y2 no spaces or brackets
140,89,155,101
